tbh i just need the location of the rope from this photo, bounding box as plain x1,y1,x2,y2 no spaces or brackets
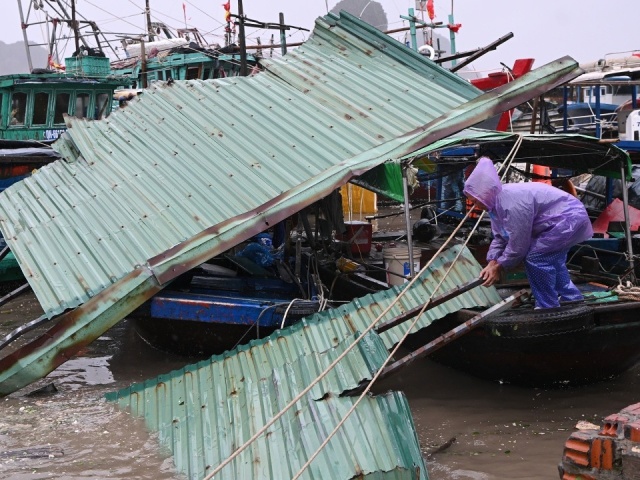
290,138,524,480
614,282,640,301
205,138,524,480
279,298,304,329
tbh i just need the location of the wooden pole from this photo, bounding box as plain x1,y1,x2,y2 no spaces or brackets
238,0,248,76
145,0,155,42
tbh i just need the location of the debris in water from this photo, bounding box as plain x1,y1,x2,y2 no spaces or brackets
25,383,58,397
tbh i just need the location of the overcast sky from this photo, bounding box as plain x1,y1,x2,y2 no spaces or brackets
2,0,638,74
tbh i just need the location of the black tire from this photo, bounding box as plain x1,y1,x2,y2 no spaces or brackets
31,68,55,74
486,305,594,338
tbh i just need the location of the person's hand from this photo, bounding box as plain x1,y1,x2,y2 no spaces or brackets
479,260,502,287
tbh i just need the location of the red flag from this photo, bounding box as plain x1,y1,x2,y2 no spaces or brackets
426,0,435,21
223,1,231,23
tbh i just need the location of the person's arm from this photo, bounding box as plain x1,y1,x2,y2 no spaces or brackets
496,203,534,270
486,227,507,263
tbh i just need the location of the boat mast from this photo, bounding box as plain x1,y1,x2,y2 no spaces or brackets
17,0,122,67
145,0,155,42
16,0,33,71
71,0,80,55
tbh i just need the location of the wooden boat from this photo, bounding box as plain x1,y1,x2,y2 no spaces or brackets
407,292,640,386
130,258,326,356
0,59,129,145
377,130,640,387
110,25,259,86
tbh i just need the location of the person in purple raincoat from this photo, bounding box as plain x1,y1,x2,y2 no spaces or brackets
463,157,593,309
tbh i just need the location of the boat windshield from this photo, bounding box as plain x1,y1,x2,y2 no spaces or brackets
10,92,27,126
33,91,50,125
54,93,71,125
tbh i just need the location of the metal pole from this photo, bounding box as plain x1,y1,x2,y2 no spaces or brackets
376,278,483,333
279,12,287,56
529,96,540,134
402,163,416,278
408,8,418,51
620,162,635,275
140,39,147,89
238,0,248,76
595,82,602,139
344,289,528,395
16,0,33,71
562,85,569,132
448,13,457,67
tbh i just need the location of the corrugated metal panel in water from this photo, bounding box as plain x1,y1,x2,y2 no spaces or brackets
107,245,499,479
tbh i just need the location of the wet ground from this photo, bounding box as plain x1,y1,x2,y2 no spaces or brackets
1,292,639,479
1,205,638,479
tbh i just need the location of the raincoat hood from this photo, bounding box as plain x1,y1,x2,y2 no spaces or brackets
463,157,502,211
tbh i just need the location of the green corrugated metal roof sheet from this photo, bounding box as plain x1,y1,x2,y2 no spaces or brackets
107,245,497,479
0,10,581,394
0,11,576,318
108,332,416,480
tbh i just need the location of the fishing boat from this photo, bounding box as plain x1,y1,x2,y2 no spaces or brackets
130,245,330,356
389,129,640,387
109,24,259,86
0,60,129,146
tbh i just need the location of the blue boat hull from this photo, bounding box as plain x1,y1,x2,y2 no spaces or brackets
130,284,321,356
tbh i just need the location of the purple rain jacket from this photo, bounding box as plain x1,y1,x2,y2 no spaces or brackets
463,157,594,270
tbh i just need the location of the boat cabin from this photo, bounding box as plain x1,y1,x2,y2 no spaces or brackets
112,25,258,86
0,58,130,143
580,80,637,105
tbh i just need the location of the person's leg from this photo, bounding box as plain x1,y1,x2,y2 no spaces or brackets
524,252,561,308
553,249,583,302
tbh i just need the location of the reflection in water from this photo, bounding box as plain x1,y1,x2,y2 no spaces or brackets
47,356,115,389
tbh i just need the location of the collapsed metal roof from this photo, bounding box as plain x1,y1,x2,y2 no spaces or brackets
106,245,498,480
0,11,581,394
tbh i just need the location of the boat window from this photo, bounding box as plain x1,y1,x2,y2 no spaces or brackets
157,70,164,81
0,94,3,128
53,92,71,124
75,93,91,118
203,67,211,79
616,85,635,96
10,92,27,126
186,66,200,80
32,91,50,126
94,93,110,119
165,69,171,80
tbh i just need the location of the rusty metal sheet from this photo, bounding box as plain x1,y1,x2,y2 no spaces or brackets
105,244,500,479
0,10,579,395
0,244,499,396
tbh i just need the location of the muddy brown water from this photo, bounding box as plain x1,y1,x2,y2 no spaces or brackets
1,292,639,480
1,207,639,479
